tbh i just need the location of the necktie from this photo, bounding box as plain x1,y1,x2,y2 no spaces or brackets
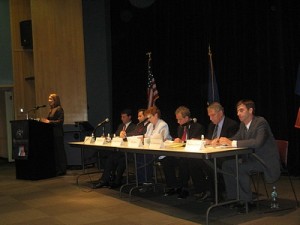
212,124,218,139
123,124,126,131
244,127,248,138
181,126,187,142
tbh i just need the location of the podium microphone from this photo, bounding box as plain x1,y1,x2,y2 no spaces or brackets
34,104,47,110
26,105,47,120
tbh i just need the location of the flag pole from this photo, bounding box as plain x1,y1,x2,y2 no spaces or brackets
146,52,152,108
208,45,215,103
146,52,152,65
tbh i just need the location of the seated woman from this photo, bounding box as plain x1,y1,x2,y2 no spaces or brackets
141,106,172,185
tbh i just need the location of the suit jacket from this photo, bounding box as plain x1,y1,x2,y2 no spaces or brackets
231,116,280,183
206,116,239,139
127,121,150,136
115,121,136,137
177,122,205,140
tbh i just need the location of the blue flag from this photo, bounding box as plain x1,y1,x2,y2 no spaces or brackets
295,63,300,128
207,46,220,105
295,63,300,96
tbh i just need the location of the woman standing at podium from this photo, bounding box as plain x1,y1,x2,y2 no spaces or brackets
40,93,67,176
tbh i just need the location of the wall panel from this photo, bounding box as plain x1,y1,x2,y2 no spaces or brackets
10,0,34,119
31,0,87,123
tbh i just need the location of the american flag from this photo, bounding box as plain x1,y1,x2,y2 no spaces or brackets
147,53,159,108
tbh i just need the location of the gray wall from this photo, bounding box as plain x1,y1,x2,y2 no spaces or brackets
82,0,112,133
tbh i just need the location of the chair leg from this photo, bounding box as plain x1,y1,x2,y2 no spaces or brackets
251,172,269,210
256,173,260,202
287,173,299,207
251,175,258,194
261,175,269,198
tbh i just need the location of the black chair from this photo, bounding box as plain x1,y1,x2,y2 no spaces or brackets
276,140,299,207
251,140,299,208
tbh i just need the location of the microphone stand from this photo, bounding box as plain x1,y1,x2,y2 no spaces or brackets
25,105,47,120
91,127,98,142
91,120,109,142
26,108,36,120
91,125,103,143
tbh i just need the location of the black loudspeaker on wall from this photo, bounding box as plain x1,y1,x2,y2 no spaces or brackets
20,20,33,49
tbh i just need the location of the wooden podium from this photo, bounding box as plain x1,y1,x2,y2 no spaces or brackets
11,120,56,180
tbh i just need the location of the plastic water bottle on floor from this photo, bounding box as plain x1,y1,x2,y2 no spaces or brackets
270,186,279,209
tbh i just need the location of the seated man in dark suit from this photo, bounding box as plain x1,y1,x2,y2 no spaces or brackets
163,106,205,199
126,108,152,184
189,102,239,201
93,108,136,189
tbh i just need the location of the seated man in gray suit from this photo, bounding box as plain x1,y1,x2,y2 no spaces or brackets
189,102,239,201
219,99,280,213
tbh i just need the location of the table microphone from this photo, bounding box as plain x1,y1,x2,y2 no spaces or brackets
183,118,197,126
96,118,109,127
91,118,110,140
190,118,197,123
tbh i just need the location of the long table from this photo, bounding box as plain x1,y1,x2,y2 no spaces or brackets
69,141,253,225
